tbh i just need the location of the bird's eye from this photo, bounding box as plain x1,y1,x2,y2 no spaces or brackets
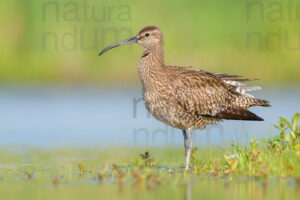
145,33,150,37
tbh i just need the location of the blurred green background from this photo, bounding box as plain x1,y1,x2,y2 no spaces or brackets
0,0,299,85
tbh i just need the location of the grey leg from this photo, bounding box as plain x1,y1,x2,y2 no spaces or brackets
182,129,192,170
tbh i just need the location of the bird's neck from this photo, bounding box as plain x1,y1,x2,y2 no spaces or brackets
141,45,164,65
138,45,165,90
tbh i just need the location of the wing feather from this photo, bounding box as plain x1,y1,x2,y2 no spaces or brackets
169,67,264,121
171,69,233,118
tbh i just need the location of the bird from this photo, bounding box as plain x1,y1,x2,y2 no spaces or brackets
99,26,270,170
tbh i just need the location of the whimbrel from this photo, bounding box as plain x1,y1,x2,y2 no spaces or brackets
99,26,270,169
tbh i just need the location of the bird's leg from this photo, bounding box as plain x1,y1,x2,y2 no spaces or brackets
182,129,193,170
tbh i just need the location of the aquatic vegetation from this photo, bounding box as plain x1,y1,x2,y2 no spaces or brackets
0,114,300,199
273,112,300,146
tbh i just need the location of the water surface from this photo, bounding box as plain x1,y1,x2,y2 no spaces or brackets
0,86,299,147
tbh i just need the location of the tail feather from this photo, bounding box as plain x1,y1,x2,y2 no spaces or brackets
215,107,264,121
251,98,271,107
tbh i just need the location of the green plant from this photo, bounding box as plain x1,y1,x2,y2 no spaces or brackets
140,151,155,167
273,113,300,147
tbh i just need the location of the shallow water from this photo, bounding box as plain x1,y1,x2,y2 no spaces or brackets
0,86,299,147
0,176,299,200
0,162,299,200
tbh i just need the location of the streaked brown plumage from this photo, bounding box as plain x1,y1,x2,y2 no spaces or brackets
99,26,270,169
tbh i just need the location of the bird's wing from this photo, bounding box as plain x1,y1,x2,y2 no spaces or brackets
169,66,263,97
213,73,261,98
172,69,232,117
170,68,263,121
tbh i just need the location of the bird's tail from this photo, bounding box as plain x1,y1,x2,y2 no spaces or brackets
250,98,271,107
237,96,271,108
216,107,264,121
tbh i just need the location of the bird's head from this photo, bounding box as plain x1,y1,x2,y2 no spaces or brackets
99,26,163,56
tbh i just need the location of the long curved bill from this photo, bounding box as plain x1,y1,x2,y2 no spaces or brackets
99,36,138,56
